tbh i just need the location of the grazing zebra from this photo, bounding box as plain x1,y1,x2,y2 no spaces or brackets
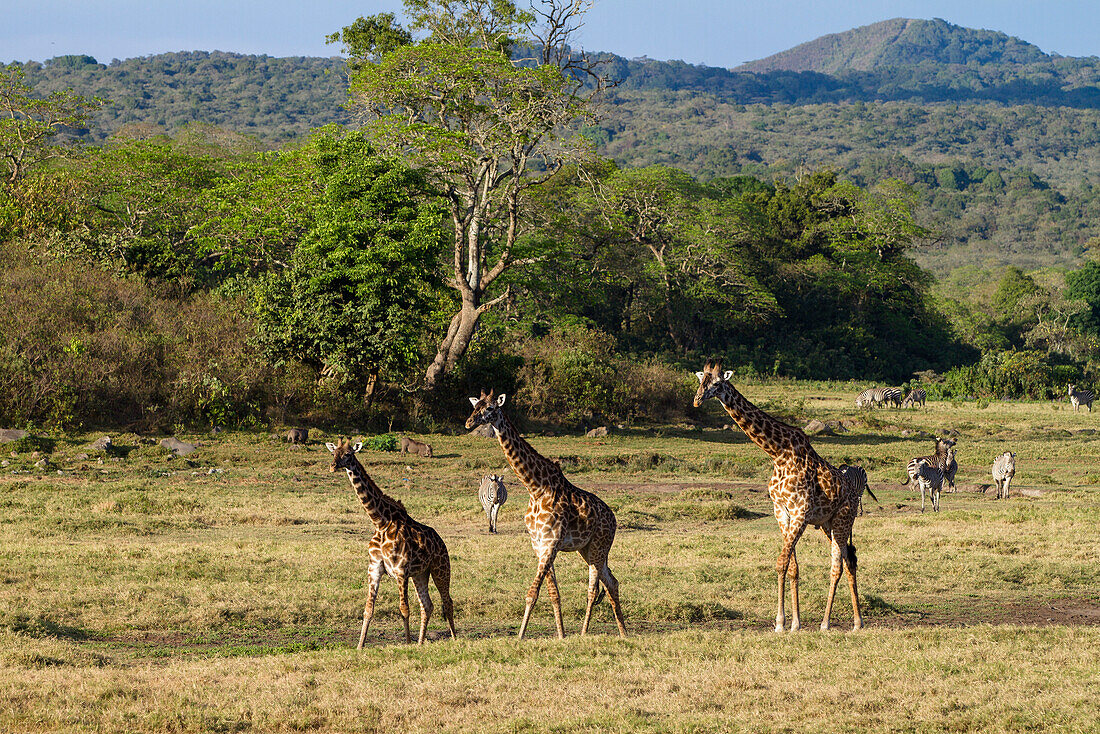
1068,384,1094,413
992,452,1017,500
912,459,945,512
839,464,878,516
882,387,903,408
903,437,956,489
901,388,927,408
855,387,886,409
477,474,507,533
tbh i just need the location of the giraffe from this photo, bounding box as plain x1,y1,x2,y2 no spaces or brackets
694,360,869,632
465,390,627,639
326,439,456,647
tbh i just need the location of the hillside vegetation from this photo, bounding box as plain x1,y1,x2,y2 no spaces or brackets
18,18,1100,270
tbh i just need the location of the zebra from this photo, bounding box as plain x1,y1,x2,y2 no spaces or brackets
944,447,958,493
901,388,927,408
1068,384,1094,413
912,459,945,512
903,437,956,489
855,387,886,409
478,474,507,533
882,387,903,408
838,464,878,516
992,452,1017,500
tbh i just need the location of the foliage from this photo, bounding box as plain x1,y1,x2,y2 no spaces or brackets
250,131,446,399
934,350,1078,400
363,433,399,451
0,63,101,186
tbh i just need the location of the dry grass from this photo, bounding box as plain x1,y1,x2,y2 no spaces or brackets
1,383,1099,732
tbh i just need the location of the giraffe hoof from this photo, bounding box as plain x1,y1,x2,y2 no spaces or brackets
774,624,785,634
819,622,830,632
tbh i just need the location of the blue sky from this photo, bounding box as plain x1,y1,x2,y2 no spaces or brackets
4,1,1098,68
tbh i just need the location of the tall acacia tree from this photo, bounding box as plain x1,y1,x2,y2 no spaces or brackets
330,0,607,388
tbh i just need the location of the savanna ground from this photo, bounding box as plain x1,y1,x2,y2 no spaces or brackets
1,383,1099,733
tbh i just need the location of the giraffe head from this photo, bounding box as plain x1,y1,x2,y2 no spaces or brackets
465,390,506,431
693,360,734,407
326,439,364,472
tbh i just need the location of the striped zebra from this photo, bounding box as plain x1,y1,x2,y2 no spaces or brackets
901,387,927,408
912,459,945,512
903,437,956,490
838,464,878,516
944,447,958,493
882,387,903,408
992,452,1016,500
855,387,886,409
1068,384,1094,413
477,474,507,533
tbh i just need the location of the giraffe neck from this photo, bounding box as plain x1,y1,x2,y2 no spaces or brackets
491,412,561,494
714,381,800,460
343,456,404,527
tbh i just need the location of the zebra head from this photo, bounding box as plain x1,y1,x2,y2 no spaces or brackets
694,360,734,407
466,390,507,431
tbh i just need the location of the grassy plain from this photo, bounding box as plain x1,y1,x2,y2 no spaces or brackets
1,382,1099,732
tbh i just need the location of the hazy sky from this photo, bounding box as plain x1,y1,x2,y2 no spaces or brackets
4,1,1099,68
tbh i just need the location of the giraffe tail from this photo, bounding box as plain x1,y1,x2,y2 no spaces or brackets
844,542,857,572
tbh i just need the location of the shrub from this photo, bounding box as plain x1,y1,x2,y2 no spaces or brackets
363,434,397,452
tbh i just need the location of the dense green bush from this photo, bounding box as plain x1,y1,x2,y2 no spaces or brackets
931,350,1079,399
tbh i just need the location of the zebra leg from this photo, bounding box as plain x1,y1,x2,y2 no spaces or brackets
490,503,499,533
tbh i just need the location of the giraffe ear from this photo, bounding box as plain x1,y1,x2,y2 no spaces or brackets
695,371,705,383
352,441,363,453
723,370,734,381
468,397,479,407
325,442,338,454
497,393,507,406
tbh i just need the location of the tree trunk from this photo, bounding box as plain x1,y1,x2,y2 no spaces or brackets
423,299,482,390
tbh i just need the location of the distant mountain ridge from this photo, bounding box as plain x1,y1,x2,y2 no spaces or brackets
736,18,1052,73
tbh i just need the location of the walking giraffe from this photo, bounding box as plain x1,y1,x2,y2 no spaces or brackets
694,361,870,631
327,439,456,647
465,390,627,639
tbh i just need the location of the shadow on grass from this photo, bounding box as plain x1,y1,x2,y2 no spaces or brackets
5,614,94,641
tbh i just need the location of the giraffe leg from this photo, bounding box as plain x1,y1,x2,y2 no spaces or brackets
431,560,457,640
397,574,412,644
775,520,806,633
821,536,844,631
599,564,627,638
518,550,557,640
411,572,434,645
788,547,801,632
846,541,863,630
545,564,566,639
581,564,600,635
357,559,385,650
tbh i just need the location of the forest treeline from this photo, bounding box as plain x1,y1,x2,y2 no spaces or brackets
3,7,1100,431
19,46,1100,271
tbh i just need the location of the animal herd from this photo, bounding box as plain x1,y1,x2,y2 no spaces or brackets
319,367,1087,646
